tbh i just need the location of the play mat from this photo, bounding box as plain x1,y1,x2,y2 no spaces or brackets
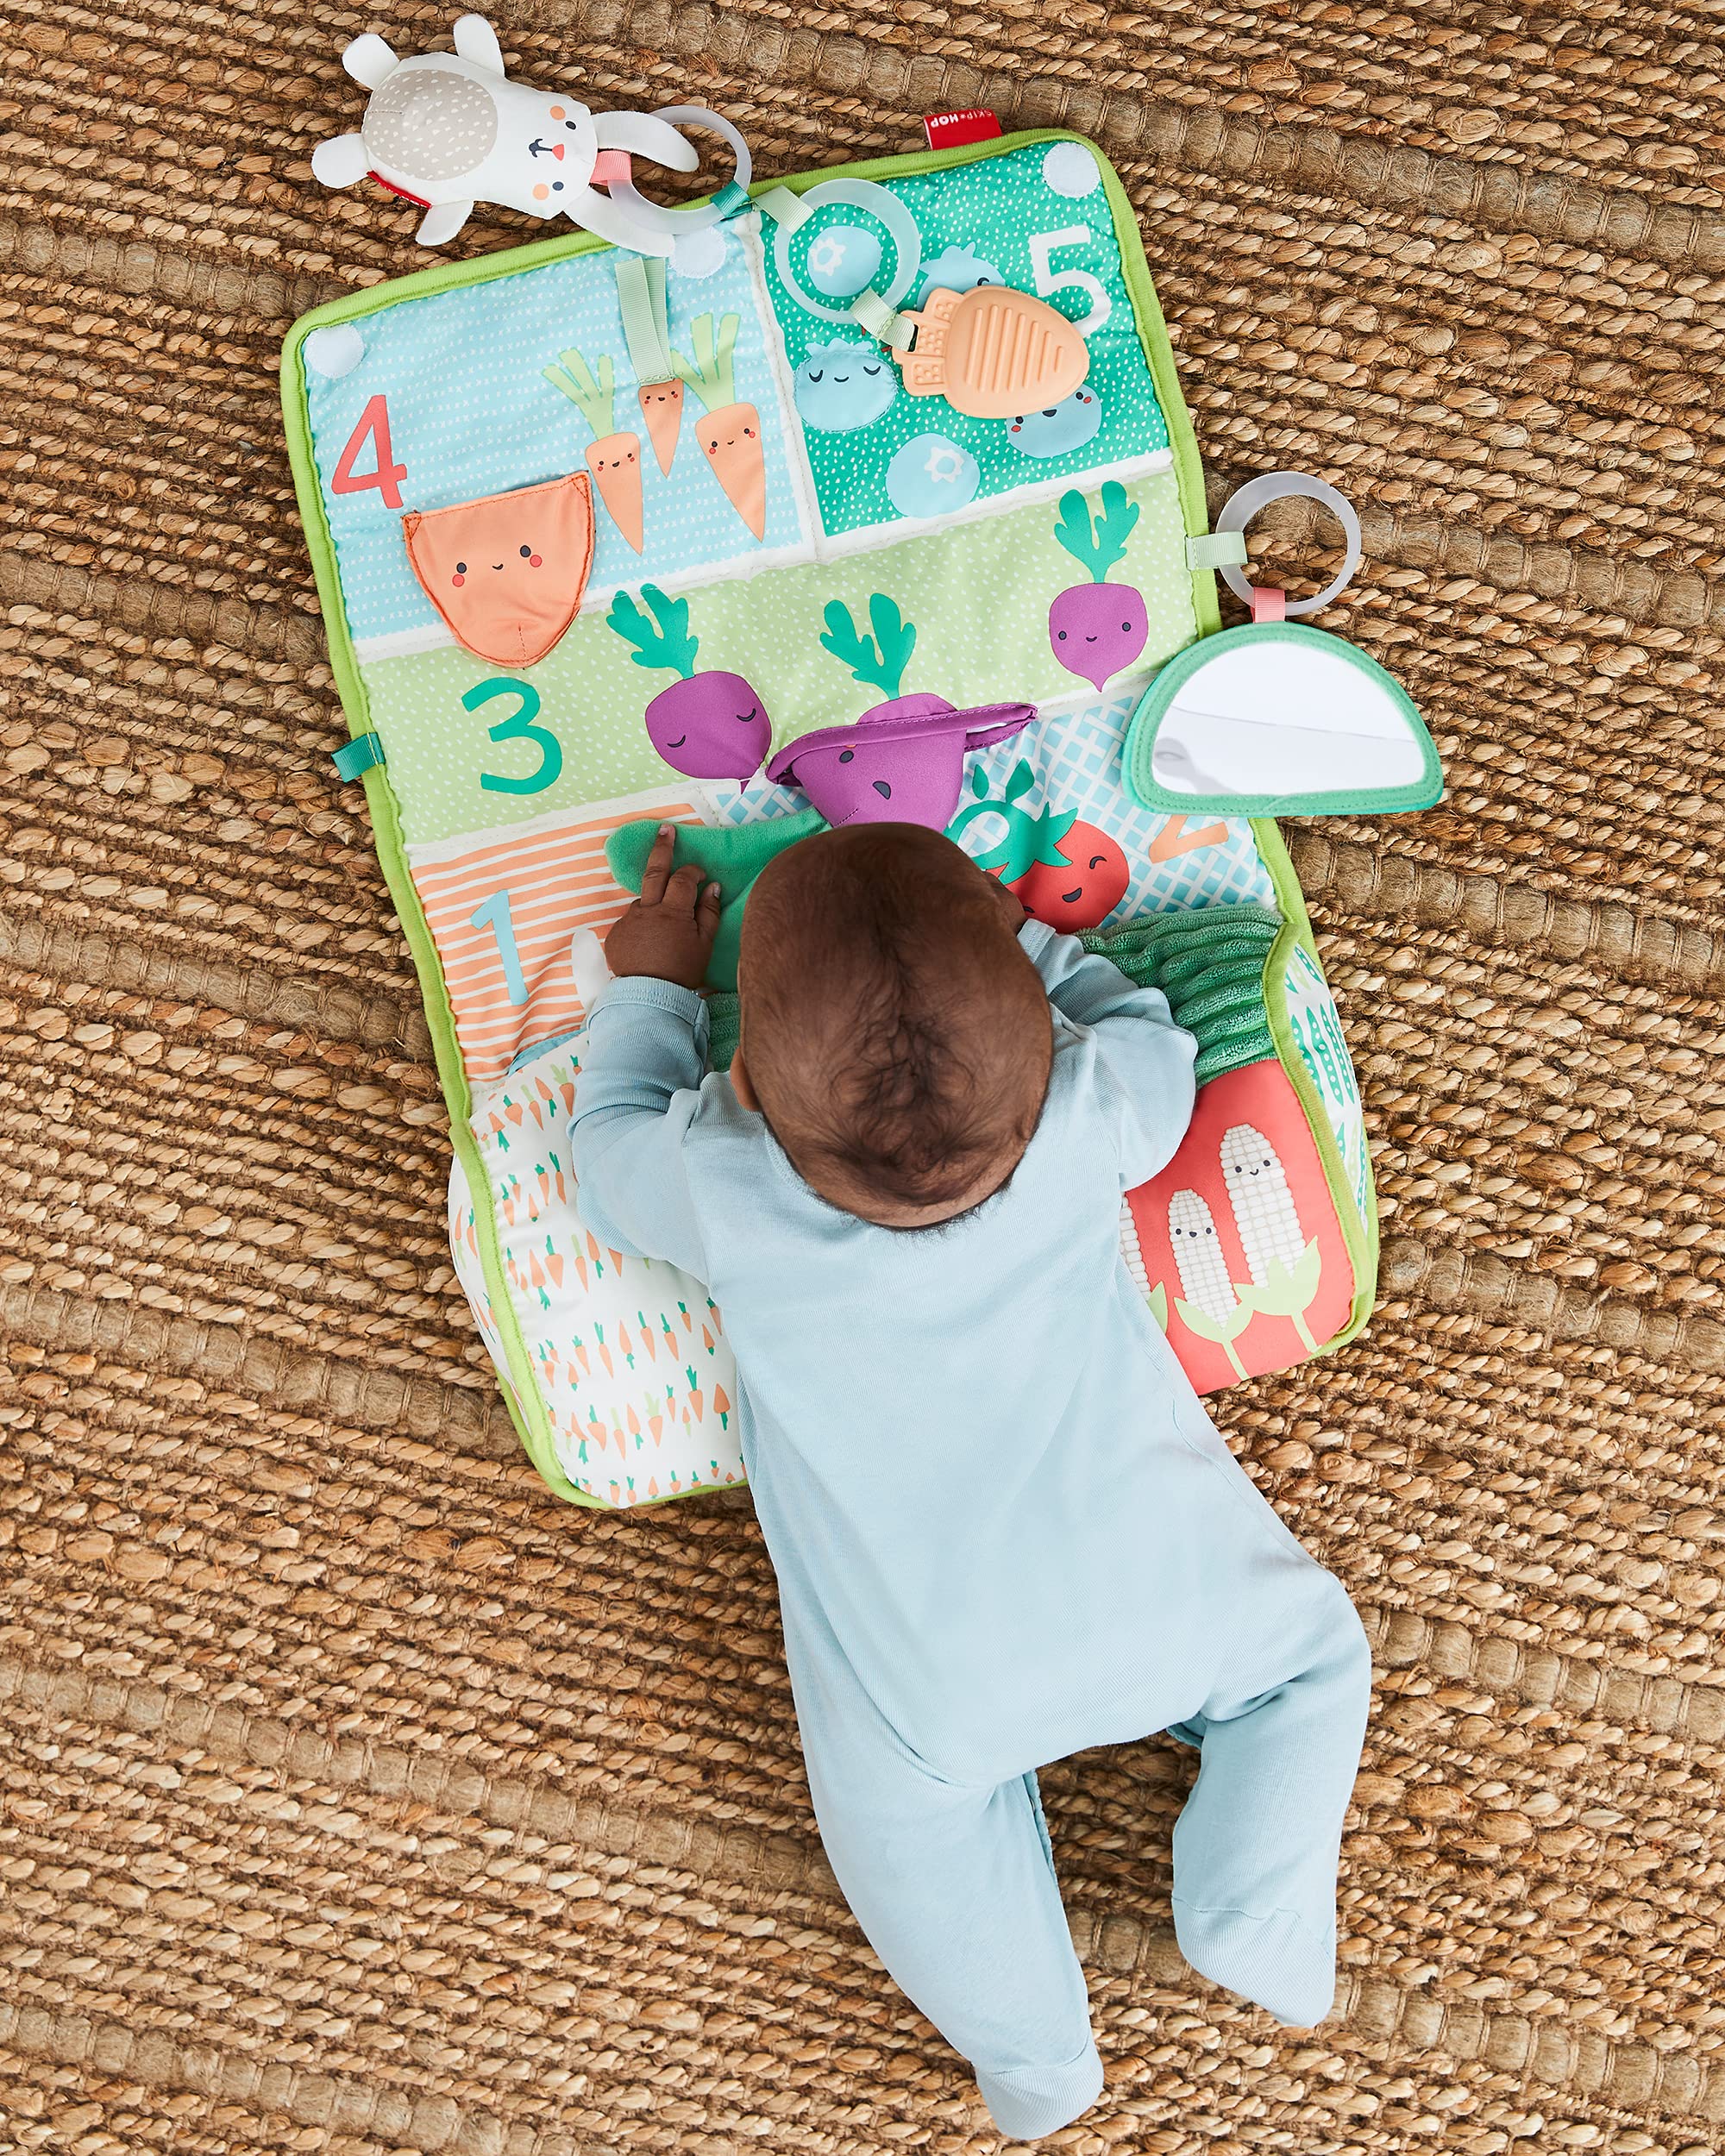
284,105,1389,1510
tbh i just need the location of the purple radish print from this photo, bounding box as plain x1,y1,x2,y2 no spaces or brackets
1048,479,1149,689
608,583,771,781
766,593,1034,828
801,595,955,824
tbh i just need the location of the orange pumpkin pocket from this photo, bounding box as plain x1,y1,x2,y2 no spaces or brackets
403,473,596,667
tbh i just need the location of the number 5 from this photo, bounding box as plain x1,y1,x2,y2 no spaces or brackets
1028,226,1111,336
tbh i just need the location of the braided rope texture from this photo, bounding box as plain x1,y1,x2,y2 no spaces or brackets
3,0,1724,2148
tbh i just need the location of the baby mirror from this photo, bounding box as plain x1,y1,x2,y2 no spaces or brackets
1125,472,1444,820
1126,621,1443,818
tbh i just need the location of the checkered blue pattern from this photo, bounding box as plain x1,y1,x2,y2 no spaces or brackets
705,688,1276,934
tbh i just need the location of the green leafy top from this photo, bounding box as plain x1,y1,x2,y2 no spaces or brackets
668,313,740,414
543,347,617,439
819,593,917,699
1053,479,1140,583
608,585,698,680
946,761,1078,884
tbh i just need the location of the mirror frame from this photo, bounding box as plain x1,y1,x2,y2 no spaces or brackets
1124,621,1445,819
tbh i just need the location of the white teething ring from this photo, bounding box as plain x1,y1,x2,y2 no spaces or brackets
605,105,752,234
773,179,922,325
1214,471,1362,617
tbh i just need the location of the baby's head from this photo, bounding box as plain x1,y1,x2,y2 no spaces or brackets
731,824,1052,1227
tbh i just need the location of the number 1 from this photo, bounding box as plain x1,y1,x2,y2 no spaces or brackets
470,888,528,1006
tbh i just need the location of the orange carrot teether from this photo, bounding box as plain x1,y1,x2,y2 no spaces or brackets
890,285,1088,420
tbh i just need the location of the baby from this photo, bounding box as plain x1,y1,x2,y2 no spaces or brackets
570,819,1371,2140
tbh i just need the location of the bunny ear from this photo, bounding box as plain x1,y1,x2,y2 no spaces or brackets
561,183,676,257
452,13,505,73
417,199,474,246
593,109,699,172
342,32,398,87
311,134,371,189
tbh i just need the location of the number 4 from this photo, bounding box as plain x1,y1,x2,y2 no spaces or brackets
331,393,408,510
1028,226,1112,336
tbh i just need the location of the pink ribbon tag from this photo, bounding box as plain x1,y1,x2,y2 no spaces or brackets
1250,586,1287,623
592,149,633,189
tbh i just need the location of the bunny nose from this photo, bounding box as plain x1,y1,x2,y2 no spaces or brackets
550,141,565,160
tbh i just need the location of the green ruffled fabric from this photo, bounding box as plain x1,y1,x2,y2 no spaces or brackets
706,991,742,1073
1082,906,1280,1081
702,906,1279,1084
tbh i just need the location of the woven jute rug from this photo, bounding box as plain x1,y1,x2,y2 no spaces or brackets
3,1,1723,2148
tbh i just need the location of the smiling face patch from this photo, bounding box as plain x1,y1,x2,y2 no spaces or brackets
794,338,897,433
402,473,595,667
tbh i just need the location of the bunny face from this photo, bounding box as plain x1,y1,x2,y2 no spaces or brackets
311,16,694,253
361,55,599,217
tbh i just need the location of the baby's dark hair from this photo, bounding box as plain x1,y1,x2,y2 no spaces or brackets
738,825,1052,1225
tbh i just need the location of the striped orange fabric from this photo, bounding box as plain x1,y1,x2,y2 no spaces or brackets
408,794,705,1080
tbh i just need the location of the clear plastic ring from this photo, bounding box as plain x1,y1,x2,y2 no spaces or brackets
1214,471,1362,617
606,106,752,235
772,179,922,325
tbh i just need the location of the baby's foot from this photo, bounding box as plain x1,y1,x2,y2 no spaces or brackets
1172,1898,1337,2026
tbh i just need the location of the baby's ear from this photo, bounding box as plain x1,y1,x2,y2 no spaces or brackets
729,1046,760,1115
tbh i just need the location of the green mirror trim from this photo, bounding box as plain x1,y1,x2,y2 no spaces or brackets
1124,620,1445,820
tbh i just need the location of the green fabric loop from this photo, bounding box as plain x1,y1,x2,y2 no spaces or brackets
756,185,809,230
615,254,673,387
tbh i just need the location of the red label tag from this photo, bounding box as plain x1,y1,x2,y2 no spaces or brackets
924,110,1002,150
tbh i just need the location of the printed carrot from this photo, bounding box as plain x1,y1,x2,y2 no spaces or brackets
543,347,645,553
636,1310,657,1363
637,378,685,473
669,313,765,540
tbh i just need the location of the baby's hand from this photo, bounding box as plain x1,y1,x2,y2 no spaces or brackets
605,824,723,990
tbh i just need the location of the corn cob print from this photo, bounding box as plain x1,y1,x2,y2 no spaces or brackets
1220,1123,1305,1285
1167,1189,1238,1323
1118,1196,1151,1296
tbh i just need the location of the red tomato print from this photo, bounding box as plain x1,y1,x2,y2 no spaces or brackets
950,761,1132,934
1000,820,1129,931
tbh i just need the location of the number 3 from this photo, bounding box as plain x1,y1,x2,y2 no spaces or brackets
465,677,564,795
1028,226,1112,336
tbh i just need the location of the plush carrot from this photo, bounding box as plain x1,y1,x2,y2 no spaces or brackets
543,346,645,553
637,379,685,473
669,313,766,540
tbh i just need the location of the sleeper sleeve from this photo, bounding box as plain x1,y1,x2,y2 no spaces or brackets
566,975,712,1277
1019,918,1198,1188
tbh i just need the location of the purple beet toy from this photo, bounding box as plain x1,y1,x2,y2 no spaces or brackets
1048,480,1149,690
609,583,771,781
765,593,1034,826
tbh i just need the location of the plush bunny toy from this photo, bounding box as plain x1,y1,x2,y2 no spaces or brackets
311,13,699,254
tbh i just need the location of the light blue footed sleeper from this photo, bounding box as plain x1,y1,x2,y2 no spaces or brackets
568,922,1372,2140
